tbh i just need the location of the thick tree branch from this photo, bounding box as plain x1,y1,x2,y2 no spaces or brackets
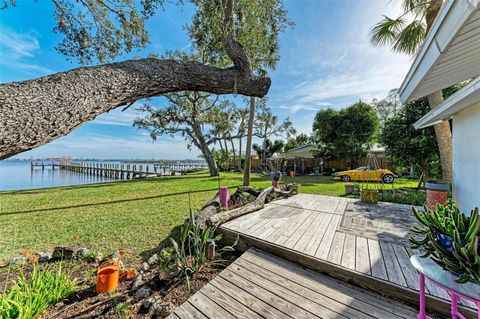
0,57,270,159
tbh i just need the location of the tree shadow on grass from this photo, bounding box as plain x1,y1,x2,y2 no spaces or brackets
1,175,214,196
0,186,236,216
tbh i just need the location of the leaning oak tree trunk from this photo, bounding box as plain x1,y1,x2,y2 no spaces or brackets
195,186,295,229
0,59,270,159
0,0,270,160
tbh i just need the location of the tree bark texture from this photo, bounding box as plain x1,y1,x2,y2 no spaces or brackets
243,96,255,186
207,186,294,226
427,91,453,182
0,58,271,159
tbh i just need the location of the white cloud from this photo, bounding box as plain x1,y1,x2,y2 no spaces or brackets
273,1,411,114
0,28,40,58
93,105,144,126
0,27,54,75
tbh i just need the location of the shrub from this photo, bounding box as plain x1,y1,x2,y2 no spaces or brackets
0,263,79,319
167,208,236,289
379,188,426,206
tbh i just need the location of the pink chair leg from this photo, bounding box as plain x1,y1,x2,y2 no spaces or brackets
417,274,432,319
451,293,459,319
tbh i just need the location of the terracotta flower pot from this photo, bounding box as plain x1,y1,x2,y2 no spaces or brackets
96,265,119,293
425,182,449,209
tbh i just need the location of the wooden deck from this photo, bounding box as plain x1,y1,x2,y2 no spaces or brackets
218,194,477,318
168,248,419,319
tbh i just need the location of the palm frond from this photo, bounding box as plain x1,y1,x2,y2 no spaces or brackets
393,20,426,54
401,0,432,16
370,15,406,47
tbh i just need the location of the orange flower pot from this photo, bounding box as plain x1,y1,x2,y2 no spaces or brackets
96,265,119,294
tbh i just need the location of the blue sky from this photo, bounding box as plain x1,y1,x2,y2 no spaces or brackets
1,0,411,159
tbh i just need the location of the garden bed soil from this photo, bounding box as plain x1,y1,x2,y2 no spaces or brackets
41,253,238,319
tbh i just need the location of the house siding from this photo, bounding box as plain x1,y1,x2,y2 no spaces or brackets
452,102,480,214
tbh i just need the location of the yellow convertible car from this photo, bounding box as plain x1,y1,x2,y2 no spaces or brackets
333,167,397,184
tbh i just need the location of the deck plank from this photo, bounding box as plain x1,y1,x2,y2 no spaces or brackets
271,210,313,245
304,213,333,256
380,241,408,287
219,268,322,319
283,213,317,249
266,208,311,243
341,234,356,270
247,249,418,319
392,244,420,290
355,236,371,275
294,212,328,252
327,232,346,264
174,302,207,319
188,291,236,319
315,215,342,259
367,239,388,281
199,283,262,318
211,276,290,319
235,255,375,319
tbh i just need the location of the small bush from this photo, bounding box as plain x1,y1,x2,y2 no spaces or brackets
167,209,236,290
380,188,426,206
0,263,79,319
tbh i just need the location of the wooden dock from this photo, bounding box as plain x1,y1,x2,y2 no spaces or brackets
218,194,477,318
30,161,207,179
168,248,419,319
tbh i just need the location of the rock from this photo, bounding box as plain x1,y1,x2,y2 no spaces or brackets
132,274,144,290
134,286,152,299
142,296,162,310
75,247,89,258
147,253,159,265
9,257,27,265
36,252,52,263
52,246,75,260
142,262,150,272
152,301,172,317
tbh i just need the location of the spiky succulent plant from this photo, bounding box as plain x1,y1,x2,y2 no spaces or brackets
411,199,479,284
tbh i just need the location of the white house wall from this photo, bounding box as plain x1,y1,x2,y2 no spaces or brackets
452,101,480,213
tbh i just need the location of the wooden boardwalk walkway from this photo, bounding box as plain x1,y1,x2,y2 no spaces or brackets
168,248,419,319
219,194,477,318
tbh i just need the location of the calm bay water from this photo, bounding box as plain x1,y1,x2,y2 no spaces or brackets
0,160,117,191
0,160,207,191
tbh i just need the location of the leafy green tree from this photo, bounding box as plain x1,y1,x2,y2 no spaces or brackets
370,0,452,182
284,133,312,152
380,99,439,182
188,0,293,185
313,102,379,169
253,98,295,166
253,139,285,161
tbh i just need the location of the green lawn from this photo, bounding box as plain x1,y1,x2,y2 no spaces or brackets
0,171,417,264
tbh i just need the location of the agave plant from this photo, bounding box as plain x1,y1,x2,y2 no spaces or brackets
168,195,237,289
411,199,480,284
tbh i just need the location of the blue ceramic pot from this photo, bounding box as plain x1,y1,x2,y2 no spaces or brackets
436,232,454,251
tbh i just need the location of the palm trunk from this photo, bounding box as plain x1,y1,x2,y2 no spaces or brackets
223,138,230,169
427,91,452,182
230,137,237,171
238,137,243,172
425,2,452,183
243,97,255,186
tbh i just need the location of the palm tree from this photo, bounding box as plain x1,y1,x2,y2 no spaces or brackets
370,0,452,182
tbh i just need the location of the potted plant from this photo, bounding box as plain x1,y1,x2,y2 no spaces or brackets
411,199,480,284
425,180,449,209
285,171,300,193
